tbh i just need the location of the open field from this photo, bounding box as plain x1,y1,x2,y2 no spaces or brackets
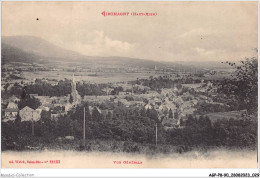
205,111,246,122
22,71,160,84
1,149,257,168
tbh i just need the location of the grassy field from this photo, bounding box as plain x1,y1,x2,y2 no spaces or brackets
22,71,160,84
205,110,246,123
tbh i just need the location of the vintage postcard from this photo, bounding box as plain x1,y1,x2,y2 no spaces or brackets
1,1,258,172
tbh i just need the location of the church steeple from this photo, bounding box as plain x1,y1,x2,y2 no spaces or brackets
70,73,81,106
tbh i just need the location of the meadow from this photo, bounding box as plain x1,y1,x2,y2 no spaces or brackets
22,71,159,84
205,110,246,123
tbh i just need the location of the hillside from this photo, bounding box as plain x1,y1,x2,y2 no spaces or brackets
1,43,42,64
2,36,83,60
2,35,193,70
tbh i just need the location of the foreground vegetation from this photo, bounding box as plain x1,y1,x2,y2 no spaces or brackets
2,104,257,153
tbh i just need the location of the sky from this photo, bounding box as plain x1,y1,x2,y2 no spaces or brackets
2,1,258,62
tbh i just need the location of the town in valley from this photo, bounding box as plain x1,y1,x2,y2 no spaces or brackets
1,36,257,154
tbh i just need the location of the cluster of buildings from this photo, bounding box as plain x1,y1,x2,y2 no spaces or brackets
2,96,42,122
81,82,217,129
2,94,73,122
2,71,220,131
2,75,80,122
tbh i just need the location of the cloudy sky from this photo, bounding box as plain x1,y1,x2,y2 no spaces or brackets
2,1,258,62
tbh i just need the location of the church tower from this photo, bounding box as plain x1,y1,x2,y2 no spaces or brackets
70,73,81,106
72,73,75,84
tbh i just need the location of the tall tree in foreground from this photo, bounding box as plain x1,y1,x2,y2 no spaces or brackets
69,94,73,104
168,109,173,119
18,95,41,110
219,56,258,114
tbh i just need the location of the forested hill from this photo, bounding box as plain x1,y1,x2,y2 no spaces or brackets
1,43,42,64
2,36,83,59
2,35,199,71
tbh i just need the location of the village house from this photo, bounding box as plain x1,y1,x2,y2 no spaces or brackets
53,103,72,112
100,109,114,117
19,106,41,122
4,108,19,117
162,117,180,128
88,106,114,118
4,101,19,117
7,102,18,109
34,95,52,104
34,96,54,111
50,95,73,111
38,105,51,111
51,113,59,120
144,103,153,110
29,94,38,98
9,95,20,103
89,106,115,118
89,106,102,115
48,80,59,86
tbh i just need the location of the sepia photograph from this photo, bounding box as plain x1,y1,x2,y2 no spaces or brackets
1,1,258,171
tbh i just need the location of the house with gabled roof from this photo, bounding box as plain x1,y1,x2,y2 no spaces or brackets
7,102,18,109
4,108,19,117
19,106,41,122
9,96,20,103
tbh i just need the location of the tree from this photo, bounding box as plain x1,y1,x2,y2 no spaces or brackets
92,107,102,120
176,84,182,90
40,110,54,137
69,94,73,104
219,57,258,114
84,105,92,121
111,86,124,95
148,108,159,122
4,83,10,91
106,111,112,119
14,114,22,135
57,115,73,137
18,95,41,110
140,108,146,117
136,78,141,85
169,109,173,119
174,111,179,120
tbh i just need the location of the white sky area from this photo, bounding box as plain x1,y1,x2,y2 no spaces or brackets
2,2,258,62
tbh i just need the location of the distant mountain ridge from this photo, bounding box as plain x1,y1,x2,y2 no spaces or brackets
2,36,83,60
2,35,172,69
3,36,218,71
1,43,43,64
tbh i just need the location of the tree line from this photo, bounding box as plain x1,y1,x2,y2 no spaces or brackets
2,79,72,99
76,83,107,97
25,79,72,97
2,103,257,150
